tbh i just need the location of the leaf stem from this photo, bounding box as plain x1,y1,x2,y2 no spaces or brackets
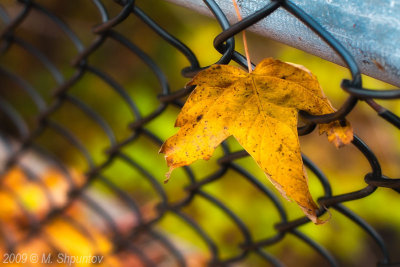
232,0,252,73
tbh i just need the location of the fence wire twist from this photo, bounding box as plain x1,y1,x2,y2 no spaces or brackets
0,0,399,266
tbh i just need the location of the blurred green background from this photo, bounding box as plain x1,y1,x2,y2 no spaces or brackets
0,0,399,266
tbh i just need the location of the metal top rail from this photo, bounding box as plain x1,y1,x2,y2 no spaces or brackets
167,0,400,87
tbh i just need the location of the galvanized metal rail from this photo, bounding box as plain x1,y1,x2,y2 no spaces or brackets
167,0,400,87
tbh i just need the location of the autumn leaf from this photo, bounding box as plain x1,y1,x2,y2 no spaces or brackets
160,58,353,223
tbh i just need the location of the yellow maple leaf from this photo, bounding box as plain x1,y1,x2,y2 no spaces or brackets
160,58,353,223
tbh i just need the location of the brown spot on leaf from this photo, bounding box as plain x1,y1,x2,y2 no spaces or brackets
277,144,283,152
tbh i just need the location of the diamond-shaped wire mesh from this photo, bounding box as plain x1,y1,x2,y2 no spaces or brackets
0,0,399,266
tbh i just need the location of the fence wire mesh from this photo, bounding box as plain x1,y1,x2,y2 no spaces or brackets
0,0,399,266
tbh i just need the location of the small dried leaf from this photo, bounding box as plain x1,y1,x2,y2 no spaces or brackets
320,120,353,148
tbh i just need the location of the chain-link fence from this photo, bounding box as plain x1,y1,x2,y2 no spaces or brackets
0,0,399,266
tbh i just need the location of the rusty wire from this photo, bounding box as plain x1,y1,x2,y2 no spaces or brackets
0,0,399,266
